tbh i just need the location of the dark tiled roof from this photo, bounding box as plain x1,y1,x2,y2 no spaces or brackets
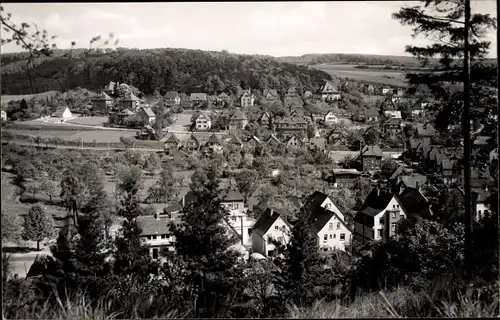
252,207,287,235
400,174,427,189
222,189,245,202
263,89,279,99
165,134,180,143
231,109,247,120
361,145,383,157
206,134,221,145
136,215,172,236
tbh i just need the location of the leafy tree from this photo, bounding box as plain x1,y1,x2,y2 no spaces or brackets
117,165,143,220
171,163,244,317
235,169,259,203
60,169,85,226
363,127,380,146
143,152,161,175
1,208,21,243
146,163,178,203
120,136,135,149
392,0,497,131
22,204,55,251
274,208,326,311
380,158,399,178
40,177,60,201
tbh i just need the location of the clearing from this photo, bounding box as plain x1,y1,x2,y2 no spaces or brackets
312,64,408,87
1,91,60,106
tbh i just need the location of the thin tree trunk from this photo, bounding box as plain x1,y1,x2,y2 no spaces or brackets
36,240,40,251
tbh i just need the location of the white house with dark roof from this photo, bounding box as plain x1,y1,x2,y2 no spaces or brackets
229,109,248,130
221,189,255,247
251,207,292,257
138,106,156,125
354,185,432,245
195,113,212,130
135,213,177,260
320,80,341,101
165,91,181,106
302,191,352,252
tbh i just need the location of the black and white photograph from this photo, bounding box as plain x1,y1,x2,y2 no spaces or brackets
0,1,498,318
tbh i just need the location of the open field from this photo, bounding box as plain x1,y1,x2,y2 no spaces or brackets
4,128,138,143
0,91,59,106
66,116,109,126
312,64,408,87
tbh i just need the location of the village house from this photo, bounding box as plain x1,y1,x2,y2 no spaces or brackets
137,125,157,141
290,107,305,118
165,91,181,106
111,108,135,126
263,89,280,102
319,80,341,101
285,134,303,150
119,92,140,111
217,92,230,102
195,113,212,130
225,133,244,149
302,191,352,252
219,189,255,247
1,110,7,121
354,185,431,245
103,81,117,96
190,93,207,106
274,116,307,138
239,90,255,108
364,108,379,123
394,173,427,195
472,189,491,221
164,134,181,153
360,145,383,172
251,207,292,257
326,128,346,145
244,135,262,151
138,107,156,126
136,213,177,260
205,133,222,148
184,134,200,151
228,109,248,131
381,117,403,137
382,87,393,95
331,169,362,188
284,96,304,110
259,111,271,127
91,92,113,114
285,86,299,98
323,111,338,125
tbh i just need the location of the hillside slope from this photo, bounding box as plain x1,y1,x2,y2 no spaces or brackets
1,48,331,95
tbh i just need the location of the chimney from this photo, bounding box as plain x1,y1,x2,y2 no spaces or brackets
269,208,274,217
415,181,419,190
155,212,160,220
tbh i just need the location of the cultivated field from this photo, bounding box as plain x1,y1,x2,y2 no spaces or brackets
312,64,408,87
4,128,138,143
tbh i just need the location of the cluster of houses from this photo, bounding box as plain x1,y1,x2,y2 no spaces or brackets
135,188,354,260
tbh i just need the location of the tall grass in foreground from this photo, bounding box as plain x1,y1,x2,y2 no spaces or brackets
2,290,182,320
287,284,500,318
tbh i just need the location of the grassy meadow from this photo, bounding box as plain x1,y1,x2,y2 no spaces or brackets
312,64,408,87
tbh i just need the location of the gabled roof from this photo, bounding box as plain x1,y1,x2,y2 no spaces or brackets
285,134,301,144
321,80,339,93
301,191,346,233
141,107,155,117
221,189,245,202
263,89,279,99
190,93,207,101
231,109,247,121
252,207,290,236
118,109,135,116
226,133,243,145
396,188,432,218
260,111,270,119
165,203,182,214
92,92,113,101
384,110,402,119
165,91,179,99
206,133,221,145
185,134,200,144
361,145,383,157
383,117,402,127
399,174,427,189
218,92,230,99
267,134,282,145
354,188,394,226
165,134,180,144
275,116,307,125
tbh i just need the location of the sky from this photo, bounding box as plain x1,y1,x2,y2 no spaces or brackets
1,1,497,58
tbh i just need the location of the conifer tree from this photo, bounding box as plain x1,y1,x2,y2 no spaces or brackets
171,161,244,318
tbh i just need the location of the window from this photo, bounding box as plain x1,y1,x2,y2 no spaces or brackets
161,235,166,239
392,212,396,219
152,235,157,240
152,248,159,260
275,226,279,231
400,214,405,219
147,236,151,240
485,210,489,215
231,217,237,222
337,222,340,230
329,223,333,230
323,235,328,241
340,233,345,241
391,223,396,233
378,229,382,238
278,236,284,242
379,217,384,224
329,234,333,239
334,234,336,238
393,205,396,209
478,210,482,215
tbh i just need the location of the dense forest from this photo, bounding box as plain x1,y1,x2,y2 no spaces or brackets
0,48,331,95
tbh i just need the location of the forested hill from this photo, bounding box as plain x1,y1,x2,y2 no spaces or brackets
277,53,435,67
0,48,331,95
